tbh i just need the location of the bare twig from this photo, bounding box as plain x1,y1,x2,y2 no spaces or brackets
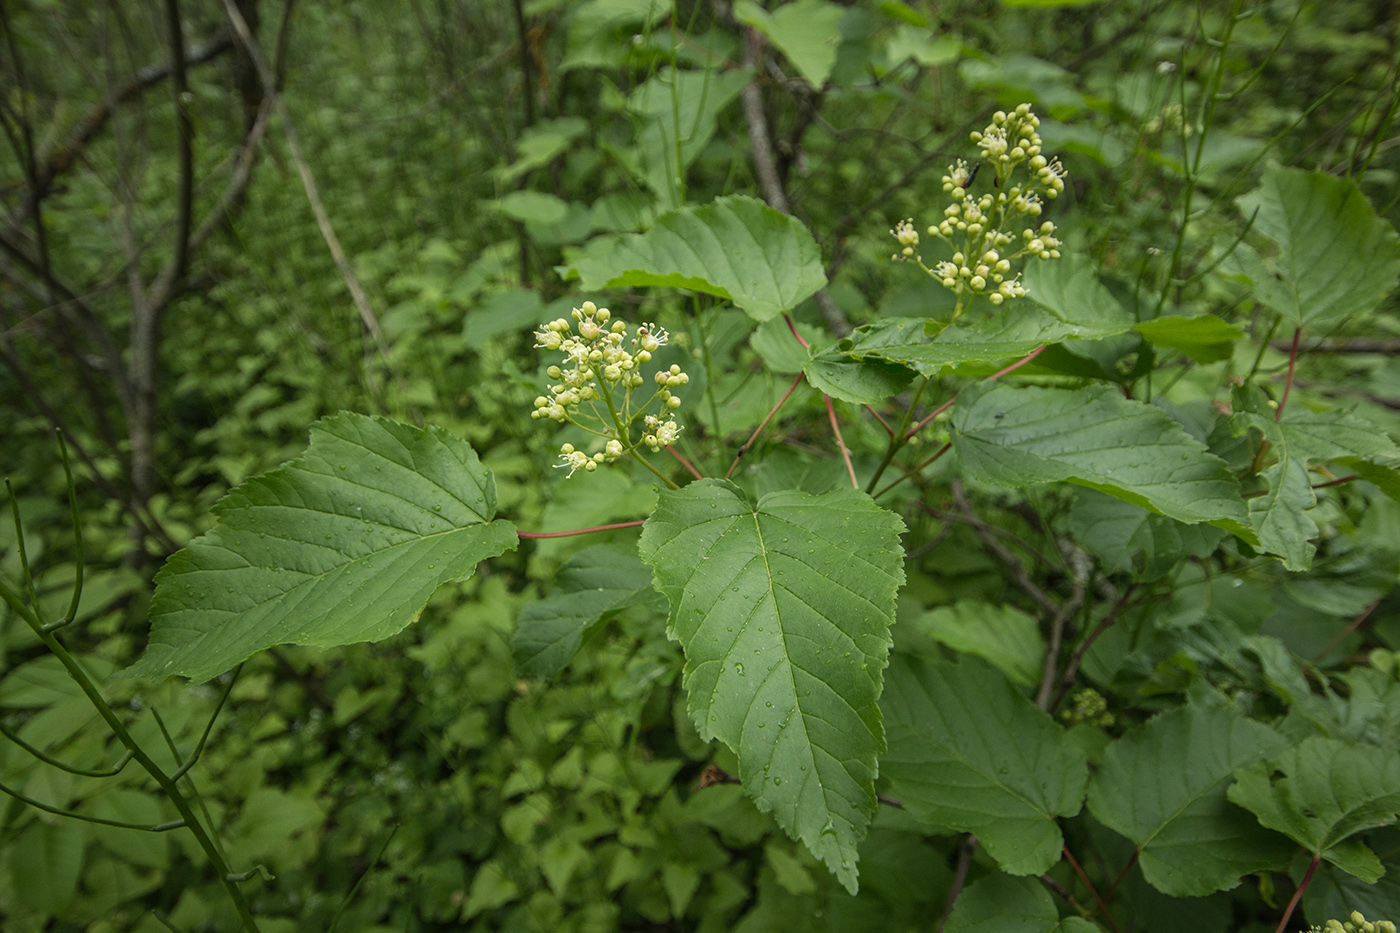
219,0,388,356
1037,576,1087,709
937,835,979,933
951,482,1058,617
1052,585,1139,711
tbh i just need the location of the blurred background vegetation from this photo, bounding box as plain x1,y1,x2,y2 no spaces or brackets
2,0,1398,929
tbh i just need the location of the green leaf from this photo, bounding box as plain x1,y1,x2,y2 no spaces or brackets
512,546,660,678
1232,403,1319,571
735,0,847,88
1234,165,1400,328
1228,737,1400,882
1302,835,1400,932
638,479,906,894
561,196,827,322
1086,700,1293,896
462,288,546,345
125,413,518,683
952,383,1255,542
803,352,918,404
1135,315,1245,364
1022,252,1135,334
1281,409,1400,503
1069,488,1226,580
911,602,1045,687
945,873,1059,933
626,67,752,206
881,655,1088,876
496,116,590,184
11,820,85,914
485,190,570,225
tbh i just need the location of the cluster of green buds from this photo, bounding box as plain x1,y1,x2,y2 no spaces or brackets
1312,912,1396,933
891,103,1066,318
531,301,687,477
1058,687,1114,728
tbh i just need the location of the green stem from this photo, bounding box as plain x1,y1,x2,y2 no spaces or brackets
692,294,724,453
0,580,263,932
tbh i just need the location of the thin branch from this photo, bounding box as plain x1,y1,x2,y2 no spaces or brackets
1037,575,1087,709
1274,854,1320,933
219,0,388,356
1052,585,1139,711
518,520,646,539
666,444,705,480
727,372,805,478
1276,327,1301,421
1312,596,1382,661
1064,845,1122,933
951,482,1058,617
937,835,979,933
1278,337,1400,354
825,394,859,488
163,0,193,289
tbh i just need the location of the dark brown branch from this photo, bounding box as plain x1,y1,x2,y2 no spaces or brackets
220,0,388,354
5,34,232,220
950,482,1059,617
163,0,193,289
1052,585,1139,711
938,835,978,933
1037,575,1087,709
1277,337,1400,354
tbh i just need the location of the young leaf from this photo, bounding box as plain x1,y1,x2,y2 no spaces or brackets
911,602,1045,687
560,196,827,321
952,383,1255,541
945,872,1059,933
734,0,847,89
1228,737,1400,883
1021,251,1136,334
638,479,905,894
1233,165,1400,329
1086,700,1293,896
512,546,661,679
881,655,1088,875
1281,409,1400,503
125,413,518,684
1233,404,1320,571
1135,315,1245,364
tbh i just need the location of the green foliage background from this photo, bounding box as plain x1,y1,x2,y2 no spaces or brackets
3,0,1400,931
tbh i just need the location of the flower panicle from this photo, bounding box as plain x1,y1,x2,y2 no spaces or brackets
530,301,687,477
890,103,1065,315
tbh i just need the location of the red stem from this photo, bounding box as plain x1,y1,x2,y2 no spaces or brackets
518,520,646,539
905,344,1046,440
865,404,896,436
784,313,810,349
666,445,704,480
1106,849,1140,900
1312,475,1360,490
825,394,859,489
989,343,1047,381
1274,853,1320,933
726,372,805,479
875,442,951,498
1276,327,1301,422
1063,845,1122,933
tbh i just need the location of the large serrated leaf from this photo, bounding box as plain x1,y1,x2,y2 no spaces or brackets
1234,165,1400,328
125,413,518,683
638,479,905,894
952,383,1255,541
881,655,1088,875
511,546,661,679
1086,701,1293,896
1228,737,1400,883
560,196,827,321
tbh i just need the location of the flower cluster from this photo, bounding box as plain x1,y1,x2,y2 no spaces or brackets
531,301,687,477
891,103,1066,317
1311,912,1396,933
